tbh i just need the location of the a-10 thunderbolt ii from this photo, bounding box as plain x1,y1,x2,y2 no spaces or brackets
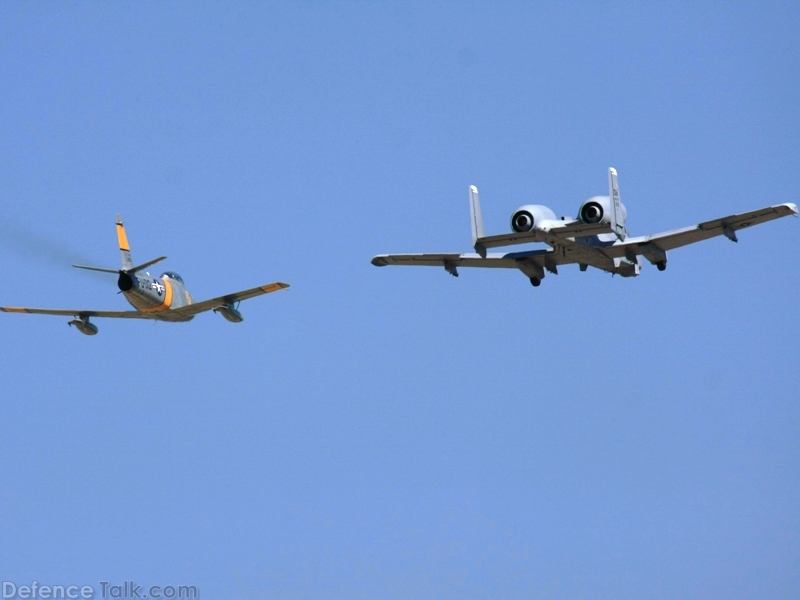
372,168,797,286
0,215,289,335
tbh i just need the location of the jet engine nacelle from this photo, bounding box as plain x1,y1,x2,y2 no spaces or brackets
215,303,243,323
578,195,627,225
510,204,558,232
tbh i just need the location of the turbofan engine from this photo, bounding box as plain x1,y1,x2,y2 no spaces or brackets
578,195,627,225
510,205,558,233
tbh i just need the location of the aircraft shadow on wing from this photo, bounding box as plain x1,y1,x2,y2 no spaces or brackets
372,168,797,287
1,215,289,335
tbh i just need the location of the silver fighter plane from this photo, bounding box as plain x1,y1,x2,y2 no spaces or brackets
372,168,797,286
1,215,289,335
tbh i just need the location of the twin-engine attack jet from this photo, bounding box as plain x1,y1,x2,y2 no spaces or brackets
0,215,289,335
372,168,797,286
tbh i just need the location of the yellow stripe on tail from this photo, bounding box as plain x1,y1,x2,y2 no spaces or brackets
116,214,134,270
116,221,130,251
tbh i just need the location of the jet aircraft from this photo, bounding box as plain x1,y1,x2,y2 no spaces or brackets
372,168,797,286
1,215,289,334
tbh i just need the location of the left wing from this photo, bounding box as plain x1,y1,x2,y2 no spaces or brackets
372,252,529,269
0,307,154,318
169,282,290,318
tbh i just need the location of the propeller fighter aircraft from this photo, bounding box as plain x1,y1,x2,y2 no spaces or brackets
1,215,289,335
372,168,797,286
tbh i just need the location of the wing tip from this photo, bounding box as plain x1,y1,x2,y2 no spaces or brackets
260,282,291,292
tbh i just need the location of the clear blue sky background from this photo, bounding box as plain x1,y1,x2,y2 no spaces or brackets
1,3,798,598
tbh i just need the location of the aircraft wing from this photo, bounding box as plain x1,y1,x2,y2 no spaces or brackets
606,203,798,258
477,221,613,250
1,282,290,320
0,306,154,318
168,282,290,317
373,252,524,269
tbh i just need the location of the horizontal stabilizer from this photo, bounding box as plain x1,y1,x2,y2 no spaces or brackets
73,264,119,274
129,256,167,273
476,220,613,250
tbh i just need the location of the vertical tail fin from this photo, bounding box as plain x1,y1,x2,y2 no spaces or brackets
608,168,627,241
116,214,134,270
469,185,487,257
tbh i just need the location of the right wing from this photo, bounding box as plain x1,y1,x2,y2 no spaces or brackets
606,203,798,258
168,282,290,318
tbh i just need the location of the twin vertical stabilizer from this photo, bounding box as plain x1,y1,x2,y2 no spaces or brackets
469,185,487,257
608,168,627,241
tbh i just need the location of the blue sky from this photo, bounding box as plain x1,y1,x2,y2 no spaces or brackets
1,2,798,598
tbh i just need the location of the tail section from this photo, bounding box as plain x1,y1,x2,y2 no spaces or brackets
469,185,487,257
116,214,134,270
73,215,166,275
608,168,627,241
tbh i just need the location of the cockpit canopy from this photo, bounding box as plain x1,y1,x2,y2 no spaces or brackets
160,271,184,284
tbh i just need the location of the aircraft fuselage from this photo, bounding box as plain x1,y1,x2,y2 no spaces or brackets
117,271,195,321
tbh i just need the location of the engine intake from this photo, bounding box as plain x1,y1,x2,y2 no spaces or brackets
577,195,626,228
512,211,534,232
510,205,558,233
580,201,604,223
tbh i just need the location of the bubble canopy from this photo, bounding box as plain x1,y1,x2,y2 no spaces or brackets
160,271,184,284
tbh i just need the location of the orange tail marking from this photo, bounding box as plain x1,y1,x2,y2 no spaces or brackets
116,222,130,251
